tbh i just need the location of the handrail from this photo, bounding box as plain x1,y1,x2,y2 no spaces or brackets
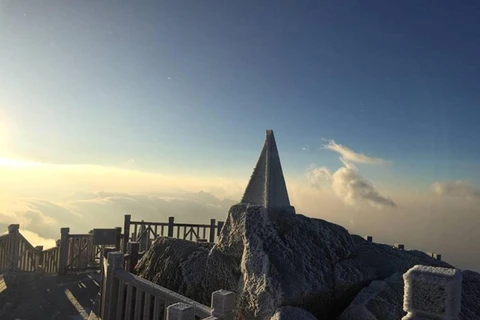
131,220,211,228
42,246,59,253
18,233,40,252
114,268,213,318
130,221,168,227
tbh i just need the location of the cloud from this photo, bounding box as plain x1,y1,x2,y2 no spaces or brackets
432,181,480,200
19,229,57,249
305,165,331,188
322,139,389,165
306,159,396,209
0,191,237,242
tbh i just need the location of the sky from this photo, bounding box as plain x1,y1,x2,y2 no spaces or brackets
0,1,479,271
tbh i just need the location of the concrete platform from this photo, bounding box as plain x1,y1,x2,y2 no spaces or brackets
0,271,101,320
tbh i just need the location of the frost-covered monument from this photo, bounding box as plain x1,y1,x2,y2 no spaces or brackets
241,129,295,215
135,129,477,320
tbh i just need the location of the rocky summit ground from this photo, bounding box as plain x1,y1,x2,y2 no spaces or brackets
0,271,100,320
135,203,480,320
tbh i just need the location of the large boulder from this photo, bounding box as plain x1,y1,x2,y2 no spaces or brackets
201,203,356,320
135,237,213,301
459,270,480,320
338,273,405,320
339,269,480,320
333,241,452,313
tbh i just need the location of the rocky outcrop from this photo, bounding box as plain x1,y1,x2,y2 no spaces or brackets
135,237,213,302
269,306,319,320
135,205,480,320
338,269,480,320
338,273,405,320
333,240,452,314
201,203,356,320
459,270,480,319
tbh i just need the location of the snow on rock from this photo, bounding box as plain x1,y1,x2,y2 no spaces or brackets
333,239,453,314
201,203,355,320
269,306,319,320
338,273,405,320
339,269,480,320
134,209,480,320
458,270,480,320
135,237,213,302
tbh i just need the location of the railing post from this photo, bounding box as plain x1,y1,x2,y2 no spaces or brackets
8,224,20,271
35,245,44,272
211,290,235,320
101,251,124,320
126,242,139,273
402,265,462,320
115,227,122,251
166,302,195,320
58,227,70,275
168,217,175,237
209,219,217,243
217,221,224,237
139,223,147,252
123,214,131,253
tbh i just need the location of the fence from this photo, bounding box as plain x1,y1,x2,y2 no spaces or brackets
123,215,225,253
100,250,235,320
0,224,59,273
58,227,121,275
363,236,443,261
40,245,60,273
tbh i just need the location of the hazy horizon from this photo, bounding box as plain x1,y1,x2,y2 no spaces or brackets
1,1,479,272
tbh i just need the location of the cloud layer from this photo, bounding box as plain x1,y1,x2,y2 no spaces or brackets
0,191,237,241
432,181,480,200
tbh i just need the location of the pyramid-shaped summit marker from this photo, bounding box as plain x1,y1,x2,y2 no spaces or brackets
241,129,296,215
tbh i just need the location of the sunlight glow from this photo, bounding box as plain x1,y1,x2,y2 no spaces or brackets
0,157,41,167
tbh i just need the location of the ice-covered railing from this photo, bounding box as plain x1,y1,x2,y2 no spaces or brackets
402,265,463,320
100,251,235,320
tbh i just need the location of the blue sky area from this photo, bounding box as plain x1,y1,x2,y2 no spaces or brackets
1,0,479,185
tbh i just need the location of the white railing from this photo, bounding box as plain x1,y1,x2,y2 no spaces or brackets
100,251,235,320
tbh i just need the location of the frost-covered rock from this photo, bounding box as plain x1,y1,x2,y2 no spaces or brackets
269,306,319,320
201,203,355,320
339,269,480,320
134,209,480,320
135,237,213,301
459,270,480,320
333,240,453,313
338,273,405,320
